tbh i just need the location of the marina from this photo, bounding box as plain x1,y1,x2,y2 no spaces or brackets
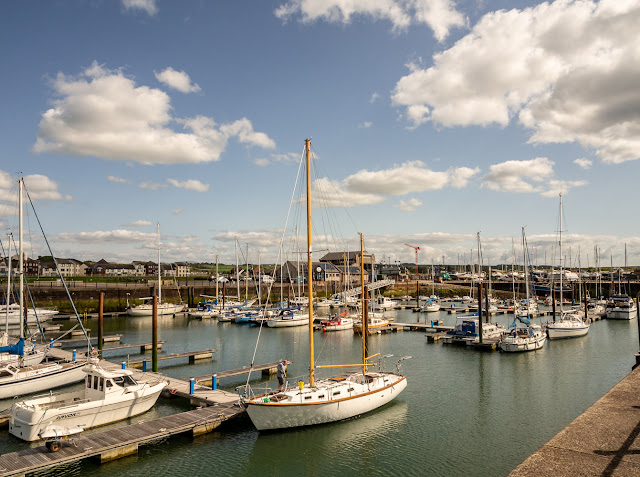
0,305,637,475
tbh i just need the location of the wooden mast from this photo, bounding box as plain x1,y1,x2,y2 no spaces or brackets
361,232,367,375
305,138,315,386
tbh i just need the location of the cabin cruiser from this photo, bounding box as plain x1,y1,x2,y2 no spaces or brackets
9,357,167,441
605,294,637,320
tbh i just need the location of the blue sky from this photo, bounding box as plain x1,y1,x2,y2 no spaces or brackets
1,0,639,268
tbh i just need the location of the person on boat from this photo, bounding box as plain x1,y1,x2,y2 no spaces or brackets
277,360,286,391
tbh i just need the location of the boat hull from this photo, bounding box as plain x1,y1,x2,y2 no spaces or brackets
127,303,185,316
499,335,546,352
606,308,637,320
0,361,86,400
547,323,590,339
244,374,407,431
9,382,165,441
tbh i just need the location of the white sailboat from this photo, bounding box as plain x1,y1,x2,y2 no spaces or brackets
547,194,590,339
241,139,407,430
500,229,546,352
127,223,185,316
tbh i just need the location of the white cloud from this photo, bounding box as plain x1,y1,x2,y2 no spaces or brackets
392,0,640,163
33,62,275,165
343,160,478,196
359,121,373,128
396,198,422,211
254,158,270,167
167,178,210,192
124,220,152,227
369,92,380,104
154,67,201,93
138,180,166,191
55,229,156,243
0,173,73,202
122,0,157,16
107,175,130,184
574,158,592,169
173,208,185,215
275,0,465,41
271,152,300,163
483,157,586,196
307,161,479,208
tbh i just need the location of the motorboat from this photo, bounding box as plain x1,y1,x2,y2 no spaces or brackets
442,317,504,345
9,357,167,441
605,294,637,320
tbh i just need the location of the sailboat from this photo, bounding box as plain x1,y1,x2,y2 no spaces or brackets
499,228,546,352
0,178,86,398
241,139,408,430
127,223,185,316
547,194,590,339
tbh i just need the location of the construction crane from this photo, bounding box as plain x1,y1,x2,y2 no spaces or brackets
404,244,420,275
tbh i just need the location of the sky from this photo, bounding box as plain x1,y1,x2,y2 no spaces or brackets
1,0,640,269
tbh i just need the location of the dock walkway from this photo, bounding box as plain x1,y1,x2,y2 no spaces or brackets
510,363,640,475
0,404,242,476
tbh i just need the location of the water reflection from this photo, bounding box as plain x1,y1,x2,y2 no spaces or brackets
242,402,409,476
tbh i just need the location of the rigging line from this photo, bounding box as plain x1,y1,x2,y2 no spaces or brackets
309,142,359,235
3,235,45,341
22,183,92,348
244,145,306,390
309,146,350,250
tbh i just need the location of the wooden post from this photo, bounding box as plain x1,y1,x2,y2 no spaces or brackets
584,282,588,319
152,296,158,372
98,292,104,354
484,282,490,322
551,280,556,322
477,282,483,343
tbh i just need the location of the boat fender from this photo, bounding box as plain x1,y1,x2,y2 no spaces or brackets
322,327,327,332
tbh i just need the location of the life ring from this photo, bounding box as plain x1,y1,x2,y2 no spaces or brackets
170,389,178,395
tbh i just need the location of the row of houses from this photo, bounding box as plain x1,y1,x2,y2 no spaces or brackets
0,257,190,278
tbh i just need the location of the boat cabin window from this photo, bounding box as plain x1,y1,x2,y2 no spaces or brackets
106,379,113,388
99,377,104,391
0,368,15,378
93,375,99,390
112,375,137,387
86,376,91,388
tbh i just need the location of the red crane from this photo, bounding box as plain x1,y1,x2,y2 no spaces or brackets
404,244,420,275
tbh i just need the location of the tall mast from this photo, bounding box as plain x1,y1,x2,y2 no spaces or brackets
361,232,367,376
235,237,239,299
245,243,249,301
18,179,24,340
305,139,315,386
559,194,563,313
6,234,11,333
157,223,161,304
215,254,219,303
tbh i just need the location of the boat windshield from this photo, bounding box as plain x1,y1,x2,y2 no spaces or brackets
113,375,137,387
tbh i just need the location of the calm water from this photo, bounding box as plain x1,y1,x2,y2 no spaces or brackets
1,307,638,476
